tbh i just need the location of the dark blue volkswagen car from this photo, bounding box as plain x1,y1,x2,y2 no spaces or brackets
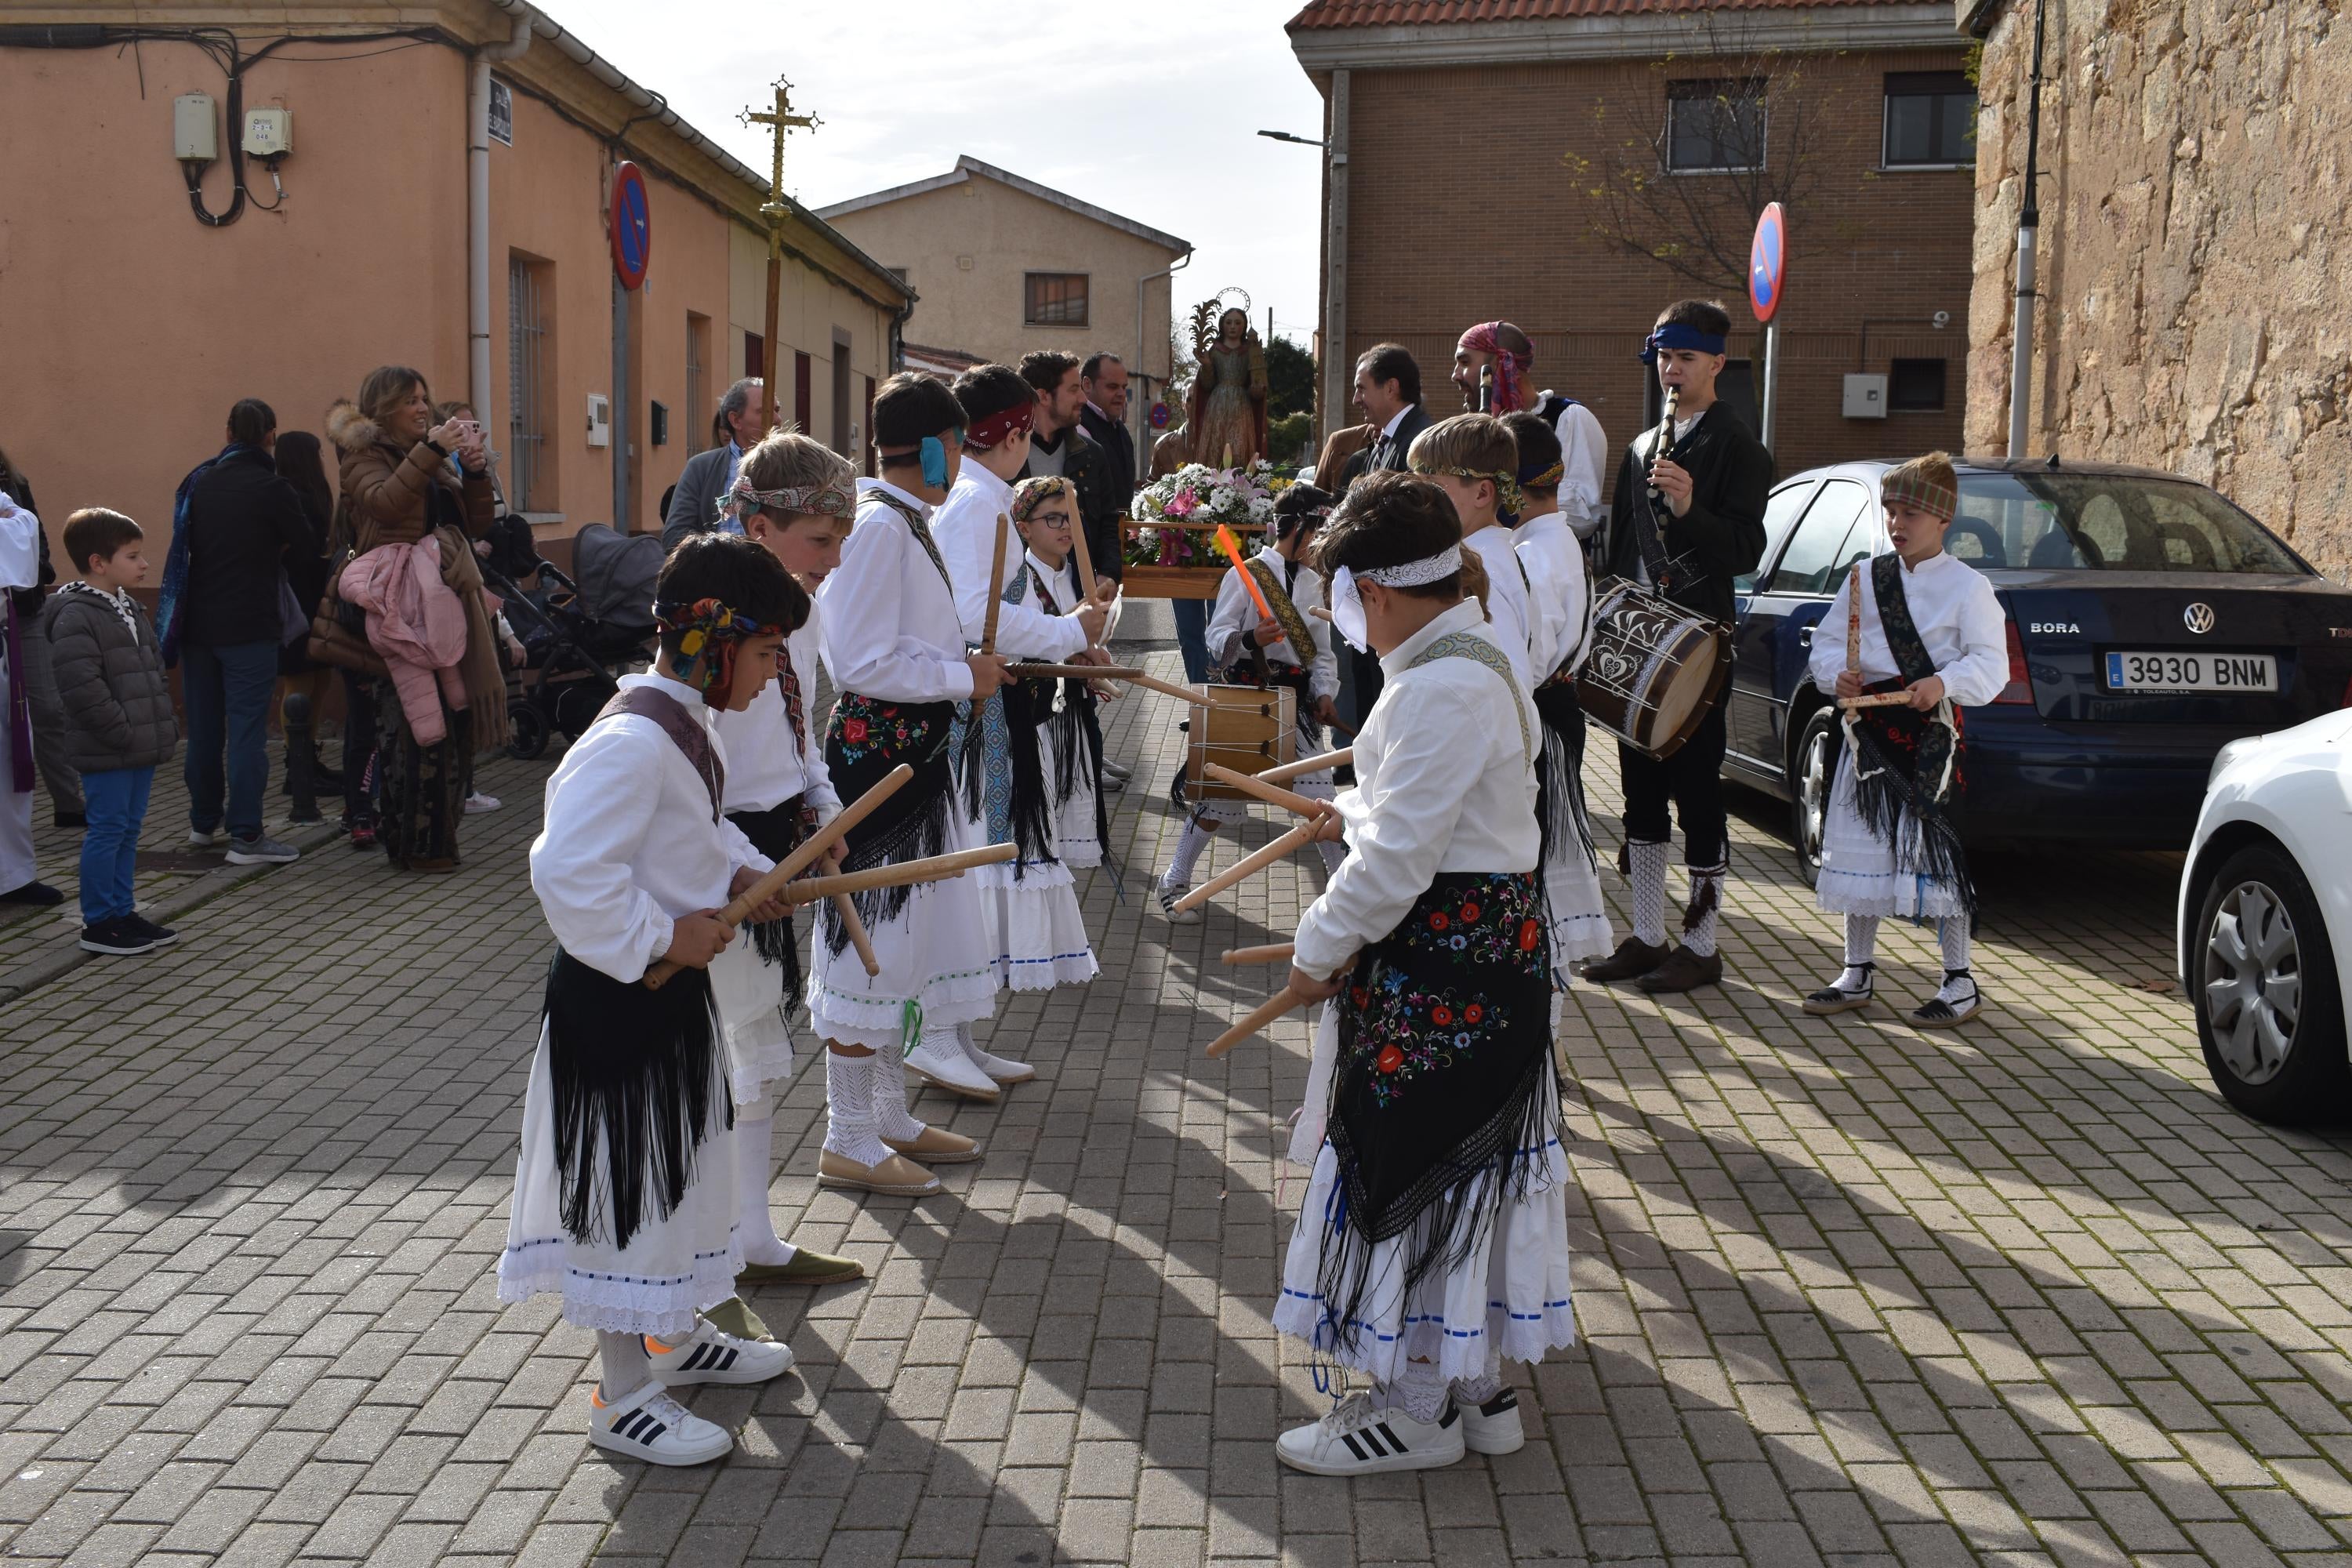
1721,458,2352,879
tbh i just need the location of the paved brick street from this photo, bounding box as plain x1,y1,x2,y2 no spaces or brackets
5,649,2352,1567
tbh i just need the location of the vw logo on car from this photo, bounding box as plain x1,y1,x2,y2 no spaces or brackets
2184,602,2217,634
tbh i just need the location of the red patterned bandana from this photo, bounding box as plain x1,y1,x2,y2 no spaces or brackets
1459,321,1533,414
964,399,1035,452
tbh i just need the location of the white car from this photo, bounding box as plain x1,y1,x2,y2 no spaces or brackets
2180,710,2352,1121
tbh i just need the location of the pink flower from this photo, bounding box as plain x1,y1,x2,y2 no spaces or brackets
1166,490,1197,517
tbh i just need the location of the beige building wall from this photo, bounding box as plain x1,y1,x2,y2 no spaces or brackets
724,225,895,463
0,1,906,564
1963,0,2352,575
824,175,1187,401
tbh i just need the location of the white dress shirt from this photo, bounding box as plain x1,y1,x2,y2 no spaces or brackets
1461,524,1534,686
1548,399,1608,539
1204,545,1338,700
818,480,975,702
932,464,1087,662
1293,600,1541,979
529,672,771,985
1514,510,1593,681
1808,549,2010,705
714,611,841,822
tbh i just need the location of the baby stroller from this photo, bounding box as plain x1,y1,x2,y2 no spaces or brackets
484,521,663,759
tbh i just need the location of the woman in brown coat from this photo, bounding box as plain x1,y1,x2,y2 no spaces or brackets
325,365,509,869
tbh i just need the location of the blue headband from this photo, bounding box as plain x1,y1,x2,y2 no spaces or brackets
1640,322,1728,364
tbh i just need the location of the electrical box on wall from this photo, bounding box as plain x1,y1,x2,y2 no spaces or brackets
649,401,670,448
241,108,292,158
174,94,218,162
586,394,612,448
1842,374,1889,419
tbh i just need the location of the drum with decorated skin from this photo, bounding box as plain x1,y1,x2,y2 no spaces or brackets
1574,578,1730,760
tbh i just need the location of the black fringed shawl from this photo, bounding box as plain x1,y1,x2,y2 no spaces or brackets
1846,552,1976,920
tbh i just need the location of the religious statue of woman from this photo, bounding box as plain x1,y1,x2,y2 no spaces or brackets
1185,302,1269,470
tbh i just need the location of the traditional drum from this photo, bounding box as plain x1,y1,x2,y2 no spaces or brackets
1575,578,1730,760
1185,684,1298,803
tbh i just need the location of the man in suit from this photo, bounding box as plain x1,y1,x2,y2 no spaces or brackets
1078,353,1138,540
1332,343,1432,725
660,376,766,554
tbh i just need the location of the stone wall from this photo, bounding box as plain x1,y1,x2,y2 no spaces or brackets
1965,0,2352,575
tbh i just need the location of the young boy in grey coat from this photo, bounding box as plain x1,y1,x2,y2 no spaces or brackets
48,509,180,954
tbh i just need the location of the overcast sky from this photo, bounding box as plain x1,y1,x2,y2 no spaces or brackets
543,0,1330,347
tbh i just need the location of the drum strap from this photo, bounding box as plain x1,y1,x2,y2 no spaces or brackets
1245,556,1319,666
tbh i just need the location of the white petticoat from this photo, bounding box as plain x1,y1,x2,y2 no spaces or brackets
1056,757,1104,869
1541,851,1615,979
496,1024,743,1336
806,794,1000,1051
1816,745,1969,920
707,935,797,1106
1272,1129,1577,1388
979,856,1098,991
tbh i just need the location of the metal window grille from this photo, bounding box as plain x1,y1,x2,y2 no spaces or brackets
508,260,546,510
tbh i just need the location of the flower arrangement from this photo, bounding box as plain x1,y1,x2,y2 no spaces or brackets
1123,459,1296,568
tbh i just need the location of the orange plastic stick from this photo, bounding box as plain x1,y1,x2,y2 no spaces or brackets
1214,524,1276,623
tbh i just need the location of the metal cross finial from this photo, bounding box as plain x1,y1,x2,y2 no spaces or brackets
740,77,820,223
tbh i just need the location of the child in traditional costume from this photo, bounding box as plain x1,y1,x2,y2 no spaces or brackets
807,373,1014,1195
1407,414,1535,687
1154,484,1345,923
1802,452,2008,1026
1504,412,1613,986
920,368,1112,1096
706,430,866,1287
1008,477,1119,877
1272,471,1572,1476
498,533,804,1467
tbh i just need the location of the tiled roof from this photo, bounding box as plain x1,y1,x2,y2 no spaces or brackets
1287,0,1908,27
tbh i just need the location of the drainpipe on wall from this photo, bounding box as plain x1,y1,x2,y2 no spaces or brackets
1320,71,1351,452
1136,246,1194,458
469,12,536,463
2006,0,2049,458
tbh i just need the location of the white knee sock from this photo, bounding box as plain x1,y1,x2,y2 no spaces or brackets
1628,839,1669,946
1162,818,1216,889
1453,1371,1505,1407
1682,862,1726,958
1830,914,1880,991
872,1038,928,1142
1388,1358,1450,1422
734,1109,794,1266
822,1050,891,1167
1937,918,1975,1002
597,1330,651,1399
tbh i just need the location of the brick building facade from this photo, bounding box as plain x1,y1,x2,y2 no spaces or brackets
1288,1,1978,488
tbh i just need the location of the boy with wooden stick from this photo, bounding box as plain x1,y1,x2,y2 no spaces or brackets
497,533,806,1467
1269,470,1571,1476
1009,477,1120,877
807,373,1014,1195
1154,483,1345,924
1802,452,2007,1026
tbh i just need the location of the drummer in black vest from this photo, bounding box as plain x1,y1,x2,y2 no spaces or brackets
1583,299,1773,994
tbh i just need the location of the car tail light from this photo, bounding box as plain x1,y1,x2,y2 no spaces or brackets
1994,620,2033,704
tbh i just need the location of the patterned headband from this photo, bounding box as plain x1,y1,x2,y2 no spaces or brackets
1519,460,1565,489
1415,463,1526,525
1354,545,1464,587
717,469,857,524
1011,476,1073,524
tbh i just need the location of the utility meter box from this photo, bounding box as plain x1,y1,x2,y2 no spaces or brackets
173,93,218,162
586,394,612,448
1842,373,1889,420
241,107,293,158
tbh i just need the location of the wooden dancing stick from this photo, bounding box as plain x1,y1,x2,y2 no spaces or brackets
1308,604,1332,622
1006,662,1147,681
833,895,880,977
1172,820,1320,912
776,842,1015,902
1221,942,1294,965
1846,561,1862,677
1202,762,1324,818
980,511,1011,657
1258,746,1350,786
1208,985,1308,1058
1115,670,1213,707
1064,480,1099,599
643,763,912,989
1838,691,1916,711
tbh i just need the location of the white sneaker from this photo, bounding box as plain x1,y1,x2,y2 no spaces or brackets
1276,1392,1466,1476
588,1380,732,1466
1459,1387,1526,1455
644,1318,794,1386
905,1036,1002,1102
464,791,502,815
1156,882,1203,925
187,828,223,848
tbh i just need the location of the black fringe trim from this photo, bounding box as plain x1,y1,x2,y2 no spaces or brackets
1849,717,1979,923
1682,865,1723,933
1532,686,1597,879
952,684,1061,882
727,801,808,1007
819,771,953,955
543,950,729,1253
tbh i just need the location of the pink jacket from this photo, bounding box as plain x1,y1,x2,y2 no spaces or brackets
341,538,470,746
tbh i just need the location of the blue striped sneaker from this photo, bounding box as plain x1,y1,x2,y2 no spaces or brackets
644,1318,794,1387
1276,1392,1465,1476
588,1380,731,1466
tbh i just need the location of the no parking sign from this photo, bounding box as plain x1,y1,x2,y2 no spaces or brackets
1749,201,1785,324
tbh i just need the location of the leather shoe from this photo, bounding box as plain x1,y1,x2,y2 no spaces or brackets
881,1126,981,1164
1582,935,1671,985
1636,945,1723,994
817,1149,941,1196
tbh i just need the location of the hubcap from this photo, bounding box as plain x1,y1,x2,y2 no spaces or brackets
2203,880,2303,1085
1798,728,1830,869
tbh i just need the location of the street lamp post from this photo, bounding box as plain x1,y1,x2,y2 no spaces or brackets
1259,110,1348,452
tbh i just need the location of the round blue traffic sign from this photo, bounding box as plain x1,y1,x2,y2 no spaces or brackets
610,162,652,291
1749,201,1785,324
1149,401,1171,430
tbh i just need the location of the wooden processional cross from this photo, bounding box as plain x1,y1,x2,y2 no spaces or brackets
741,78,820,430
